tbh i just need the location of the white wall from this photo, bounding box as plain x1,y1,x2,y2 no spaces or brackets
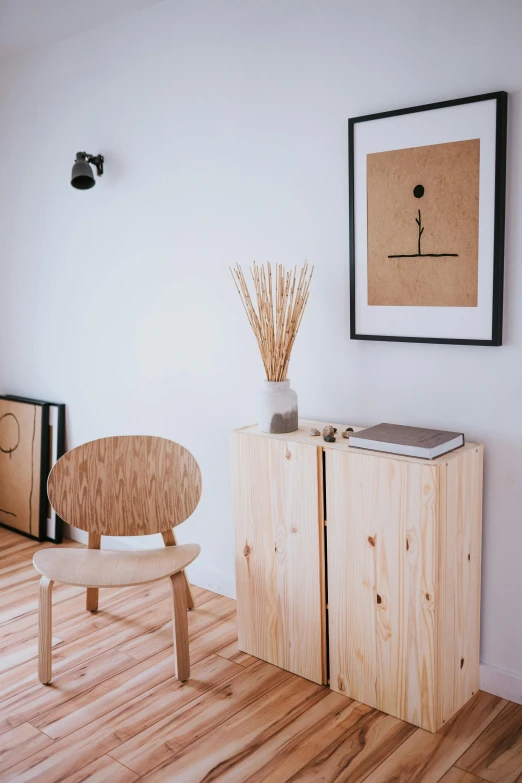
0,0,521,688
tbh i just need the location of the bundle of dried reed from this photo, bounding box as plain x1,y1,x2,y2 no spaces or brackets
230,262,314,382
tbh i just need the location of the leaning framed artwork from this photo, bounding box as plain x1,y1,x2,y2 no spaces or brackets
349,91,507,345
0,395,66,542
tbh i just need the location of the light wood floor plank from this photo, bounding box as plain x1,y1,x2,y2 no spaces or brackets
216,640,258,667
0,540,46,559
0,587,134,651
1,576,49,607
0,722,54,774
456,701,522,782
7,656,241,781
225,695,415,783
109,660,292,774
362,691,507,783
0,598,175,702
60,755,140,783
34,649,184,738
0,579,211,651
118,594,237,660
138,676,326,783
119,612,239,666
0,634,62,675
439,768,487,783
0,562,39,590
287,707,415,783
0,583,85,625
0,554,36,577
52,582,174,644
0,650,136,736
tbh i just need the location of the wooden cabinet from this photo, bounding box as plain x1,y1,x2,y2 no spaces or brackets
230,431,326,684
327,445,483,732
231,421,483,731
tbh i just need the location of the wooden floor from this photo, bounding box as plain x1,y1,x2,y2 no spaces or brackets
0,529,521,783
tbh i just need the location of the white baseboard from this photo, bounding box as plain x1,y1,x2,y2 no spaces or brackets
184,563,236,600
480,663,522,705
63,526,237,600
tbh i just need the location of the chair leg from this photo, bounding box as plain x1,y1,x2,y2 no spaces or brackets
86,588,99,613
38,577,54,684
162,529,195,610
169,571,190,681
183,571,195,611
87,532,101,612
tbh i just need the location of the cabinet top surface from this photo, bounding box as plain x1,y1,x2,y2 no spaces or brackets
234,419,481,465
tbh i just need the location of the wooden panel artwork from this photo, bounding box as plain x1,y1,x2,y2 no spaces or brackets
47,436,202,536
327,445,483,732
231,431,326,684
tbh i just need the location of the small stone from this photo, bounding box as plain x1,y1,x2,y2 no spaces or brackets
309,428,320,436
323,435,336,443
322,425,335,437
333,427,337,433
342,431,350,439
345,427,354,432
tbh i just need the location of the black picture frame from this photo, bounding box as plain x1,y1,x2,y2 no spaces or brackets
0,395,66,543
349,91,507,346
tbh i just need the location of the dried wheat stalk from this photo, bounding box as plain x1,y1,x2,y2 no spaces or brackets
230,262,314,381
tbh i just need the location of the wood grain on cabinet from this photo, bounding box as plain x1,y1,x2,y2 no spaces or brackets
326,444,483,732
230,430,326,684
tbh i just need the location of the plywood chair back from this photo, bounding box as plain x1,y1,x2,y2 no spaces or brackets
48,435,202,537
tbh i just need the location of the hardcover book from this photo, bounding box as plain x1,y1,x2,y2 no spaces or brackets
349,423,464,459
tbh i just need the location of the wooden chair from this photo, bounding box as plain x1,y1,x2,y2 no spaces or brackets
33,435,202,685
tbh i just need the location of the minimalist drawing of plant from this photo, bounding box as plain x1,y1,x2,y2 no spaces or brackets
415,209,424,255
388,183,458,259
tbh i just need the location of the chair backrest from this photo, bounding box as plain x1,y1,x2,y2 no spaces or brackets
48,436,202,536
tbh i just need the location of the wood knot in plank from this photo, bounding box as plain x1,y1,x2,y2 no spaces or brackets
285,450,292,460
368,535,376,547
243,543,251,557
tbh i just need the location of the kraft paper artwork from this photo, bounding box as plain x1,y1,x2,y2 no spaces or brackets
0,399,42,536
367,138,480,307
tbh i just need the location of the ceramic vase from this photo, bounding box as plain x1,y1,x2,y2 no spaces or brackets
259,380,298,434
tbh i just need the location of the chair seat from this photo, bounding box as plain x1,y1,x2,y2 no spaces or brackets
33,544,200,588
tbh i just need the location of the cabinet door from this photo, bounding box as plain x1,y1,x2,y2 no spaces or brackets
231,432,326,684
326,449,439,730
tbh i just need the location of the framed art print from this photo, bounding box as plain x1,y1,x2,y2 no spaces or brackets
0,395,66,542
349,91,507,345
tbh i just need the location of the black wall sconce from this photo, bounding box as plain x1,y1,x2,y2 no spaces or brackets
71,152,104,190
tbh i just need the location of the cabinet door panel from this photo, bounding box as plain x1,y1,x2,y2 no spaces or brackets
231,433,325,684
326,449,438,730
438,446,482,726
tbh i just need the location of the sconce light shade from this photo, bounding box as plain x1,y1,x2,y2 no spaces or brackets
71,152,104,190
